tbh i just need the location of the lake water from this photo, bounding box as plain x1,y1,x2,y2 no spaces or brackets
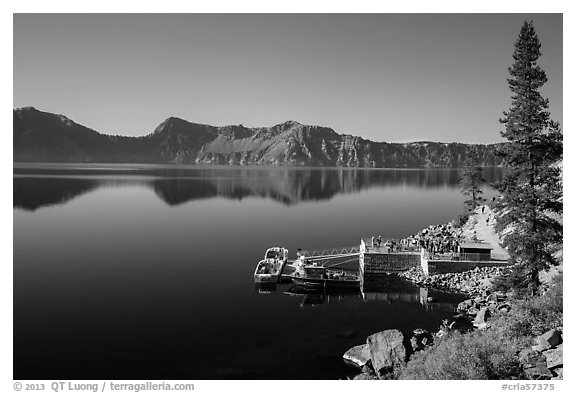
13,164,502,379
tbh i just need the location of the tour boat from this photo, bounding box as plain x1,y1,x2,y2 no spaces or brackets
291,265,360,290
253,247,289,283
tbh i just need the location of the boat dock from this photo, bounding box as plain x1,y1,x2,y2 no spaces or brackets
278,237,509,280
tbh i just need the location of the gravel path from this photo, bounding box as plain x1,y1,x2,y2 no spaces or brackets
463,205,509,258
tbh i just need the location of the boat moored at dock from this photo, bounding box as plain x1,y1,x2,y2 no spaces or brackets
291,265,360,290
253,247,289,283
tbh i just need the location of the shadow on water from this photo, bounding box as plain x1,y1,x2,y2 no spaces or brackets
14,164,503,211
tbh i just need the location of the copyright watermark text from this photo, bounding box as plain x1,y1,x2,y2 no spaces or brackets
12,382,194,392
502,383,555,391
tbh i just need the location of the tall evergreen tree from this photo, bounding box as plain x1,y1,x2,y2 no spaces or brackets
460,149,486,212
496,21,563,295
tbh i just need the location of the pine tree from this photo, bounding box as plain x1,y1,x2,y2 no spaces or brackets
496,21,563,295
460,149,486,213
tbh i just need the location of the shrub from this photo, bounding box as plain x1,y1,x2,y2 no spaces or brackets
492,264,533,298
454,213,470,229
492,272,563,337
397,329,525,380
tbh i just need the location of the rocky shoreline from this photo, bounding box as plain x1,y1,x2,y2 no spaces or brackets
399,265,505,296
343,212,563,380
344,267,563,380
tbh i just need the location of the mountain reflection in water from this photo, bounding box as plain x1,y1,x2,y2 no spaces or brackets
14,164,503,211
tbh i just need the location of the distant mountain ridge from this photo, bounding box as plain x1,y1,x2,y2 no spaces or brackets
14,107,504,167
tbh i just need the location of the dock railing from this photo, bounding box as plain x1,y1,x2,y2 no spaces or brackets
300,246,360,261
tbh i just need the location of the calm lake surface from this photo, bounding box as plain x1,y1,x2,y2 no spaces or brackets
13,164,502,379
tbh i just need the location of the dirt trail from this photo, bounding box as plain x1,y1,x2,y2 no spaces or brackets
461,205,509,258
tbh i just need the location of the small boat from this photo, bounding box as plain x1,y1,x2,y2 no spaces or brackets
253,247,289,283
291,265,360,290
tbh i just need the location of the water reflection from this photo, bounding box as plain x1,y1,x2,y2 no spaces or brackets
13,177,100,211
257,275,462,312
361,275,462,312
14,164,477,379
14,165,503,211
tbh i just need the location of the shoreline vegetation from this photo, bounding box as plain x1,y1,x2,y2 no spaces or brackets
343,205,563,380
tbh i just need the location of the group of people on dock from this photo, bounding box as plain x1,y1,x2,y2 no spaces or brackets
370,222,462,258
417,223,462,258
370,235,418,253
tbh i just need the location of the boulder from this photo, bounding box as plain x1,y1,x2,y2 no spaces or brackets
343,344,371,368
519,348,537,364
524,366,553,380
532,344,547,352
486,293,499,303
542,344,563,369
467,307,479,316
457,299,473,312
353,365,378,380
366,329,409,378
474,307,490,327
520,350,548,375
476,322,489,330
551,367,563,380
536,329,562,350
353,371,376,380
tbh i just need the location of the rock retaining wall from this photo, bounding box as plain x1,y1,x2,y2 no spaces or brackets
426,260,509,275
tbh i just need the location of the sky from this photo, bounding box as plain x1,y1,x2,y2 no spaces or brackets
13,13,562,144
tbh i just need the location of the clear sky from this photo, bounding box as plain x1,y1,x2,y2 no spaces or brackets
13,13,562,143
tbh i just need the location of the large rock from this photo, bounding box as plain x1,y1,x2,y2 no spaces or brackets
457,299,474,313
343,344,371,368
353,365,378,380
353,372,375,380
473,307,490,327
536,329,562,350
519,348,536,365
524,366,553,380
551,367,563,380
520,349,552,379
542,344,563,369
486,293,499,303
366,329,409,378
519,349,547,369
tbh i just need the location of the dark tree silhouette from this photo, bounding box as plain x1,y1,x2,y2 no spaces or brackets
495,21,563,295
459,149,486,212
